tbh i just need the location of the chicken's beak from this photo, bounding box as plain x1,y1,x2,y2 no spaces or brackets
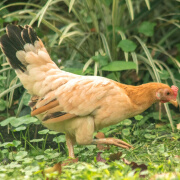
169,99,179,107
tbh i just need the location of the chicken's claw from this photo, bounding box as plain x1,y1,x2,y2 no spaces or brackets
92,138,133,149
109,138,133,149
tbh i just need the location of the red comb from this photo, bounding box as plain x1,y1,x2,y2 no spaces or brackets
171,85,179,97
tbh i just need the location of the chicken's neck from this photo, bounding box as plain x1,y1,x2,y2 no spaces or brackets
117,82,161,114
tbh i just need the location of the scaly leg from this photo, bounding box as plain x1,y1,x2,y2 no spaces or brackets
65,134,75,158
92,138,133,149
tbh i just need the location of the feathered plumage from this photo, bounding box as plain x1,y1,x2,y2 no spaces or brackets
0,24,178,158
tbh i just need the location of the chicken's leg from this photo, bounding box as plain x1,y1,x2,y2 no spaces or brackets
92,138,133,149
65,134,75,158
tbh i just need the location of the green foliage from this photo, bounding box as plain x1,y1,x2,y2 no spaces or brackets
102,61,136,71
138,21,156,37
0,0,179,178
53,135,66,143
0,99,6,111
0,115,38,127
134,115,143,121
0,113,179,179
118,39,137,52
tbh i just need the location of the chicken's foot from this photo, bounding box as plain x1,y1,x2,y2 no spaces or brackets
92,138,133,149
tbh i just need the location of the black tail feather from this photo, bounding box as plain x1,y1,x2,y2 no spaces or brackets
43,112,67,121
22,28,32,44
6,24,25,49
0,34,26,71
0,24,39,72
28,27,39,44
17,25,24,31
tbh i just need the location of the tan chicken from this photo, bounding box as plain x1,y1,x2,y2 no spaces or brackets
0,24,178,158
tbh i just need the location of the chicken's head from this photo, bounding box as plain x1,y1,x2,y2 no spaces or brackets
156,85,179,107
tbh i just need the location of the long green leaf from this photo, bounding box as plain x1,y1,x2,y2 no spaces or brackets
27,14,90,58
61,23,78,34
8,77,18,108
59,31,84,45
100,33,112,62
134,36,160,81
94,62,98,76
64,0,90,32
83,58,93,72
16,91,28,117
157,17,180,29
0,83,22,99
145,0,150,10
70,34,91,60
125,0,134,20
102,61,136,71
69,0,76,12
152,45,180,71
131,52,138,73
164,104,174,132
112,0,119,60
38,0,53,27
0,2,41,12
134,36,174,131
0,67,12,74
137,54,157,81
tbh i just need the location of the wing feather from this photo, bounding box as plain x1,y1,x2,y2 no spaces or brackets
30,76,119,123
43,114,77,124
31,100,59,116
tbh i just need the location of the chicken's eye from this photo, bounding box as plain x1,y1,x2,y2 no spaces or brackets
166,92,170,95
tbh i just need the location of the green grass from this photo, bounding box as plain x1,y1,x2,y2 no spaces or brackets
0,113,180,179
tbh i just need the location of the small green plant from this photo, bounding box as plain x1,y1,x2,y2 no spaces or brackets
0,119,179,179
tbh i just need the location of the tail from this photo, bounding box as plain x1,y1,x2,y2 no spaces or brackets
0,24,61,96
1,24,40,71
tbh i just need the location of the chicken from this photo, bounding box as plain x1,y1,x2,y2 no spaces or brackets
0,24,179,158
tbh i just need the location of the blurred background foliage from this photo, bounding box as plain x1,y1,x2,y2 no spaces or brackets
0,0,179,131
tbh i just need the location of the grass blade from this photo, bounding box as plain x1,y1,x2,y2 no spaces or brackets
134,36,174,131
112,0,119,59
131,52,138,73
94,62,98,76
38,0,53,27
0,83,22,99
144,0,151,10
100,33,112,62
16,91,28,117
134,36,160,81
83,58,93,72
164,104,174,132
157,17,180,29
0,2,41,11
70,34,91,60
152,45,180,72
59,31,84,45
125,0,134,20
8,77,18,108
0,67,12,74
137,54,156,80
69,0,76,12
